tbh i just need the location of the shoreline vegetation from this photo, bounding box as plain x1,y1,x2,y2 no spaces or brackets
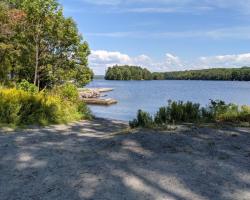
1,0,250,199
105,65,250,81
0,0,249,128
130,100,250,129
0,81,92,127
0,0,93,127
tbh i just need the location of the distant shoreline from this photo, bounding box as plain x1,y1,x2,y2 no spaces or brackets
93,78,250,82
104,66,250,81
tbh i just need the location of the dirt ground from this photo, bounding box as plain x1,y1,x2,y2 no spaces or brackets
0,118,250,200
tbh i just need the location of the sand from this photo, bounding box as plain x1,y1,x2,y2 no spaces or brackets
0,118,250,200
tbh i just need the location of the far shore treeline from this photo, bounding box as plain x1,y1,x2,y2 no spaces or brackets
105,65,250,81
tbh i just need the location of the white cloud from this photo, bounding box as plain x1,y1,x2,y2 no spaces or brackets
89,50,131,64
89,50,250,74
89,50,151,74
198,53,250,68
89,50,189,74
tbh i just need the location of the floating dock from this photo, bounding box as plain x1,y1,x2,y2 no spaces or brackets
79,88,117,106
82,98,118,106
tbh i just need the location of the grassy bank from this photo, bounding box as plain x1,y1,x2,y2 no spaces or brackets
0,81,91,127
130,100,250,128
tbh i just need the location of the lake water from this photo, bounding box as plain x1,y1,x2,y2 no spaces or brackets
87,80,250,121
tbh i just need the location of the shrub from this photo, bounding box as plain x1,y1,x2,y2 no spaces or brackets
52,83,79,103
53,83,92,119
129,110,154,128
214,104,250,123
154,107,168,125
130,100,250,129
216,104,239,122
77,101,92,120
0,87,91,126
184,101,201,122
17,80,38,94
239,106,250,122
154,100,201,125
166,101,201,123
0,89,21,124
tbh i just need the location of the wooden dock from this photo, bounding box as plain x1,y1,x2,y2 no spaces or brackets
82,98,118,106
79,88,117,106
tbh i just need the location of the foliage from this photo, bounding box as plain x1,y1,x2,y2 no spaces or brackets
52,83,79,103
152,72,165,80
50,83,92,120
163,67,250,81
154,107,168,125
0,0,93,89
0,87,91,126
17,80,38,93
130,100,250,128
105,65,250,81
155,101,201,124
129,110,154,128
105,65,152,80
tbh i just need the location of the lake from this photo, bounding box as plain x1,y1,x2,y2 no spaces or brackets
87,80,250,121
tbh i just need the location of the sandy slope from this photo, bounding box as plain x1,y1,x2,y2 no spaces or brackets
0,119,250,200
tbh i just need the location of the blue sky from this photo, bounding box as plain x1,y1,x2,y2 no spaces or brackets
59,0,250,74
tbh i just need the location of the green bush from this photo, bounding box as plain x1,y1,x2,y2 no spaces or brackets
129,110,154,128
52,83,92,120
0,90,21,124
130,100,250,128
17,80,39,94
154,101,201,125
154,106,168,125
240,106,250,122
0,87,91,126
214,104,250,123
77,101,92,120
52,83,79,103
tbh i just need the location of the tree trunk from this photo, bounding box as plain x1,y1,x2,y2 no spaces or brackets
34,41,39,86
37,75,40,90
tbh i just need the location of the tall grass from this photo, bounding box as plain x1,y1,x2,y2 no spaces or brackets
0,83,91,126
130,100,250,128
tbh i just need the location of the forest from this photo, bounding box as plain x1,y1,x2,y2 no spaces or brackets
105,65,250,81
163,67,250,81
105,65,152,80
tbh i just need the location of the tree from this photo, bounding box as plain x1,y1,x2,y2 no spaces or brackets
0,2,26,84
0,0,93,89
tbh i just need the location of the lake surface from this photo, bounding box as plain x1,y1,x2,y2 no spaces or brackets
87,80,250,121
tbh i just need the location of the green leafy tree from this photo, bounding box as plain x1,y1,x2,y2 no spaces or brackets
0,2,26,84
0,0,93,89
